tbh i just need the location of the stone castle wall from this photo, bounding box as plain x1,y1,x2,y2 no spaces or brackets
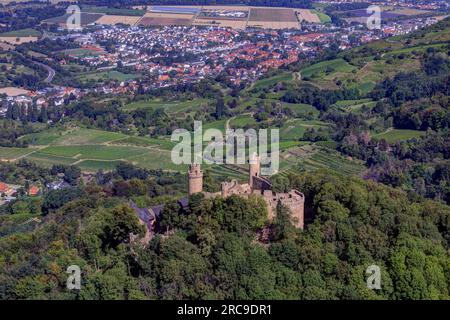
187,157,305,229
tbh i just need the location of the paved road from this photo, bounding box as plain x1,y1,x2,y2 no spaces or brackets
15,50,56,84
34,61,56,83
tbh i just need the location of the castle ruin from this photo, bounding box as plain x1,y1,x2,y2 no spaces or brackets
188,154,305,229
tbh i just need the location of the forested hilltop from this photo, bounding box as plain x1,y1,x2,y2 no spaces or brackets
0,161,449,299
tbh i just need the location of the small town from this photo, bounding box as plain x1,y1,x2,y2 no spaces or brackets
0,12,442,114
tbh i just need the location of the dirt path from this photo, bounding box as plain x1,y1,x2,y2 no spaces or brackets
12,146,48,161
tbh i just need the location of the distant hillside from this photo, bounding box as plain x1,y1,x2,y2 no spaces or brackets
78,0,313,9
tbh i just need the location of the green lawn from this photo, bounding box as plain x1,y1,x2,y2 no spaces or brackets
79,70,138,82
372,129,426,143
64,48,102,58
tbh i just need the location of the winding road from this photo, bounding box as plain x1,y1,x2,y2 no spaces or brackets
15,49,56,84
34,61,56,83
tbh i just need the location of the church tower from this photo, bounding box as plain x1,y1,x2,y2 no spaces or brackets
188,164,203,195
249,153,260,187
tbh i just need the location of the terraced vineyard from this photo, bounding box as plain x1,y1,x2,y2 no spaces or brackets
206,165,247,182
279,146,365,177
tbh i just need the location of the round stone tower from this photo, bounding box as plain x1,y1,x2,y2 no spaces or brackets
188,164,203,195
249,153,260,187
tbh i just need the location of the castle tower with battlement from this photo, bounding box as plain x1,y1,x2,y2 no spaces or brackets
188,164,203,195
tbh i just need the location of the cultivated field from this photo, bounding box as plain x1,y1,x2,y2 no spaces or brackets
95,15,141,26
43,13,103,26
296,9,320,23
0,41,14,50
0,87,29,96
83,7,146,16
0,36,38,45
279,146,365,176
10,127,184,172
0,28,41,37
197,8,248,20
248,7,300,29
280,119,330,141
387,8,433,16
372,129,426,143
139,12,195,26
0,147,34,161
43,5,330,30
249,8,297,22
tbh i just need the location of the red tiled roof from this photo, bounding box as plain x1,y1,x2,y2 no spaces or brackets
29,186,40,196
0,182,9,193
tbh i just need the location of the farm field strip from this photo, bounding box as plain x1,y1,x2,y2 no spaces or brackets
94,15,142,25
0,147,39,160
22,128,128,146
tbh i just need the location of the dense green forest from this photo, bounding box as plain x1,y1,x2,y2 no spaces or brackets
0,161,449,299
